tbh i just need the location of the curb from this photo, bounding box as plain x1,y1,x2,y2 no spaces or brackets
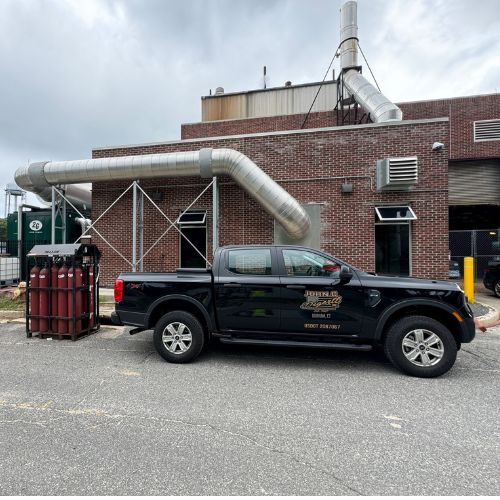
474,303,499,324
0,310,25,321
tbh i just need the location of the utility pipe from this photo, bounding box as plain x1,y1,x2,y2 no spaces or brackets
15,148,310,240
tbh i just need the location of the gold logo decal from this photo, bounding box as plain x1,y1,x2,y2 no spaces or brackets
300,290,343,313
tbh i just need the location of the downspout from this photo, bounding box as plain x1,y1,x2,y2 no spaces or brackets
15,148,310,240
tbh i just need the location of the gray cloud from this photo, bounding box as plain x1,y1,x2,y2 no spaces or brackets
0,0,499,214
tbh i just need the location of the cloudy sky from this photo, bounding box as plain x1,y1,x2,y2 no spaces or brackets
1,0,499,213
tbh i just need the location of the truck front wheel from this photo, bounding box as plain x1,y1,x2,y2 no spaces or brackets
383,315,457,378
153,311,205,363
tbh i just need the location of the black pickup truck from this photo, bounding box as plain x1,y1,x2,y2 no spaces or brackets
113,245,475,377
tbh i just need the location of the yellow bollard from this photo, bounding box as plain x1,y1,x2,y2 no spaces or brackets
463,257,475,304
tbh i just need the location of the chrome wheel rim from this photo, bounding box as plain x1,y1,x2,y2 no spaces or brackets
402,329,444,367
162,322,192,354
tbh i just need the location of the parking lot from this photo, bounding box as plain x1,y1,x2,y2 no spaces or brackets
0,321,499,495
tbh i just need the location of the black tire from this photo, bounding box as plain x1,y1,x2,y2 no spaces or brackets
494,280,500,298
153,311,205,363
383,315,457,378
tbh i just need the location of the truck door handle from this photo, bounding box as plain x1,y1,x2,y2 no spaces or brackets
286,285,305,290
223,283,241,288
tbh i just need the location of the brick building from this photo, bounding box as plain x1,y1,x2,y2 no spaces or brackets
90,84,500,287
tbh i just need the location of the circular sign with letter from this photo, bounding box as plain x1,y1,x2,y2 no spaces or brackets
29,220,43,231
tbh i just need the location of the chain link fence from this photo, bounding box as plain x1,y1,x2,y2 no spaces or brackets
449,229,500,280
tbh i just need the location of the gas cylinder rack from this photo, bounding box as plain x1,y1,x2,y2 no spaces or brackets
25,243,101,341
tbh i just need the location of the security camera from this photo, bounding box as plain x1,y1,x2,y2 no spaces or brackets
432,142,444,151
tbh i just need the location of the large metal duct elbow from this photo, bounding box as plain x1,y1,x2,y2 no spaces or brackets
14,148,310,240
15,162,92,210
343,70,403,122
339,0,402,122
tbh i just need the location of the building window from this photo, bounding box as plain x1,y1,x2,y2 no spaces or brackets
178,210,207,268
375,206,417,222
375,224,410,276
176,211,207,225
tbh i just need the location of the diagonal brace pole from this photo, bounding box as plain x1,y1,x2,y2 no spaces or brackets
54,186,132,267
136,181,214,268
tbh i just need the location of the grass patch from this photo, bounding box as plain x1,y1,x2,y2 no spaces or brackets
0,294,25,311
99,294,114,304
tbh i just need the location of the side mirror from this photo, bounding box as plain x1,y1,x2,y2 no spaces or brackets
322,263,340,274
339,265,353,284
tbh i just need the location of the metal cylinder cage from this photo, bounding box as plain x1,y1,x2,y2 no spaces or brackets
25,243,101,341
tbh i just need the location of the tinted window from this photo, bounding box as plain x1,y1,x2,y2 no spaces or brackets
227,249,273,275
282,249,340,277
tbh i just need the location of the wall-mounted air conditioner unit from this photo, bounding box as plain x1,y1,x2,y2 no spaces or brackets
376,157,418,191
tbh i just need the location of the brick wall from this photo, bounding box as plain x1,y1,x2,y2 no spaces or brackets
92,120,449,286
399,94,500,160
182,93,500,162
181,111,338,140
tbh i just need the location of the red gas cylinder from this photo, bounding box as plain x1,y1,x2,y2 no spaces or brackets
29,264,40,333
39,264,50,332
50,262,59,332
67,265,83,334
57,263,68,334
88,265,95,328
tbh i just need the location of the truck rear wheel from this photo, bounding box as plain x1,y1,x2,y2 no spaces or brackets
153,311,205,363
383,315,457,378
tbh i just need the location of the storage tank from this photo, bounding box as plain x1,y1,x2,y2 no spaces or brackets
7,208,87,256
6,208,89,281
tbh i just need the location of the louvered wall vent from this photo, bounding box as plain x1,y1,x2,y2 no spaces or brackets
474,119,500,142
376,157,418,191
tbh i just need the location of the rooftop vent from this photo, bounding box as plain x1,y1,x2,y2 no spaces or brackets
376,157,418,191
215,87,224,95
474,119,500,142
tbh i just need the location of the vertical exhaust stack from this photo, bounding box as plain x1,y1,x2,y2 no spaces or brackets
339,0,402,122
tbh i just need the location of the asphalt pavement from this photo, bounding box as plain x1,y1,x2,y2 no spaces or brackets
0,319,499,495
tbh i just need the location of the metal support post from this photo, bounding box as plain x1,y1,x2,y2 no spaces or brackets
212,176,219,253
463,256,475,304
61,193,67,244
17,204,23,263
132,181,137,272
51,187,56,244
139,186,144,272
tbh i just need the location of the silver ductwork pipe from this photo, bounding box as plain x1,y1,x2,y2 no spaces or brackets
15,148,310,240
339,0,402,122
340,0,358,69
15,161,92,210
75,217,92,235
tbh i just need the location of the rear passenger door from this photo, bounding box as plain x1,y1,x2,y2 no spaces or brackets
215,247,281,333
